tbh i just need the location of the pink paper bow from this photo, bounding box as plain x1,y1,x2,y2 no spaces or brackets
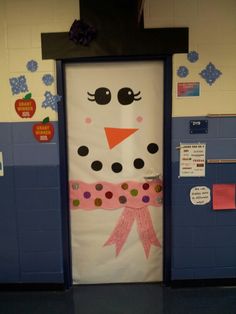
104,206,161,258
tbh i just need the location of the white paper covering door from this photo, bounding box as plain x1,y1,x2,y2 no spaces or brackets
65,61,164,284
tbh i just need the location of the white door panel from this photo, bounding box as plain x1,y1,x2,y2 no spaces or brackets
65,61,163,284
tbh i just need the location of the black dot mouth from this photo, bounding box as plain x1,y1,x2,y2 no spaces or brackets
91,160,103,171
133,158,145,169
77,145,89,156
77,142,159,173
147,143,159,154
111,162,123,173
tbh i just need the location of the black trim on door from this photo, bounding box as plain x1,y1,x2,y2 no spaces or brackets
56,56,172,288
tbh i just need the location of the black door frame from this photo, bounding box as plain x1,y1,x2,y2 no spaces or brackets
56,55,172,288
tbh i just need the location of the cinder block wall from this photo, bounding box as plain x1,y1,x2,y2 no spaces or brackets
0,0,79,283
1,0,236,283
144,0,236,280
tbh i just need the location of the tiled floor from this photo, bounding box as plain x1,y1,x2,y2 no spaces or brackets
0,283,236,314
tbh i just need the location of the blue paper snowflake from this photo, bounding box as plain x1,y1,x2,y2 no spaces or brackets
42,91,61,112
187,51,199,63
177,66,189,78
9,75,28,95
42,74,54,86
199,62,222,85
26,60,38,72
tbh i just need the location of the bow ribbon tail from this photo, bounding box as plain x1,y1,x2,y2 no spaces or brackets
136,207,161,258
104,207,135,256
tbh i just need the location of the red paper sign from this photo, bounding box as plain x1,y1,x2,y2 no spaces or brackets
212,184,236,210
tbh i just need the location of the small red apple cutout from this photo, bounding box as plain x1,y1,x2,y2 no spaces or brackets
15,93,36,118
33,117,54,142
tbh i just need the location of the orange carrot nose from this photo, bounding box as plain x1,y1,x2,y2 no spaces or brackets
104,127,138,149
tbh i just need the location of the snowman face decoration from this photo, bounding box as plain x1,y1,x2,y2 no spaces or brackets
67,61,164,267
66,61,163,184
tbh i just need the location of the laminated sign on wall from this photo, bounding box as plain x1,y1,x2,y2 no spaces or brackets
0,152,3,176
179,143,206,177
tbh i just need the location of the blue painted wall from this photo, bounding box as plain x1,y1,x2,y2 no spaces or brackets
172,116,236,280
2,116,236,283
0,122,63,283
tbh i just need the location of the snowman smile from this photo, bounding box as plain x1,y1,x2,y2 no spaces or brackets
77,142,159,174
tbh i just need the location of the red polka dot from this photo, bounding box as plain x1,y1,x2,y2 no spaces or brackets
142,183,150,190
105,191,113,199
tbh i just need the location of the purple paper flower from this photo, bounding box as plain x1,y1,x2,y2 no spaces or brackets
69,19,97,46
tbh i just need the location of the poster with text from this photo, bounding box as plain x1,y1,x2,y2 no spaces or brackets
179,143,206,177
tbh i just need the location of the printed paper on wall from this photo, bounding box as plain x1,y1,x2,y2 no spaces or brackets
179,143,206,177
0,152,3,176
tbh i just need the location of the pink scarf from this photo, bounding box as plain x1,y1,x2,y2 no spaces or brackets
70,180,163,258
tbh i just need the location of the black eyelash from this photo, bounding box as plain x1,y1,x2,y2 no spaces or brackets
87,92,95,101
133,91,142,101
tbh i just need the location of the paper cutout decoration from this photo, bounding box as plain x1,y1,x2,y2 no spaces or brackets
9,75,28,95
33,117,54,142
88,87,111,104
104,127,138,149
0,152,4,176
69,19,97,46
15,93,36,118
42,91,61,112
212,184,236,210
187,51,199,63
177,66,189,78
77,142,158,173
70,179,163,258
190,186,210,205
26,60,38,72
199,62,222,85
42,74,54,86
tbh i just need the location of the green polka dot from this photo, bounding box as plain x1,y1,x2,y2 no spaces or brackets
73,199,80,207
130,189,138,196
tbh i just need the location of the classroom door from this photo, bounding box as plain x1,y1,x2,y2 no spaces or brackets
65,61,164,284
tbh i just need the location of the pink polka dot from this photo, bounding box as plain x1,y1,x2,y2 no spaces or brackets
136,116,143,123
85,117,92,124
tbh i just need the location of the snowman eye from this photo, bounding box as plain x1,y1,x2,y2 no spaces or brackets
87,87,111,105
117,87,141,105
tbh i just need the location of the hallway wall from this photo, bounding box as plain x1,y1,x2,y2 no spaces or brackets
0,0,236,283
0,0,79,283
144,0,236,280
